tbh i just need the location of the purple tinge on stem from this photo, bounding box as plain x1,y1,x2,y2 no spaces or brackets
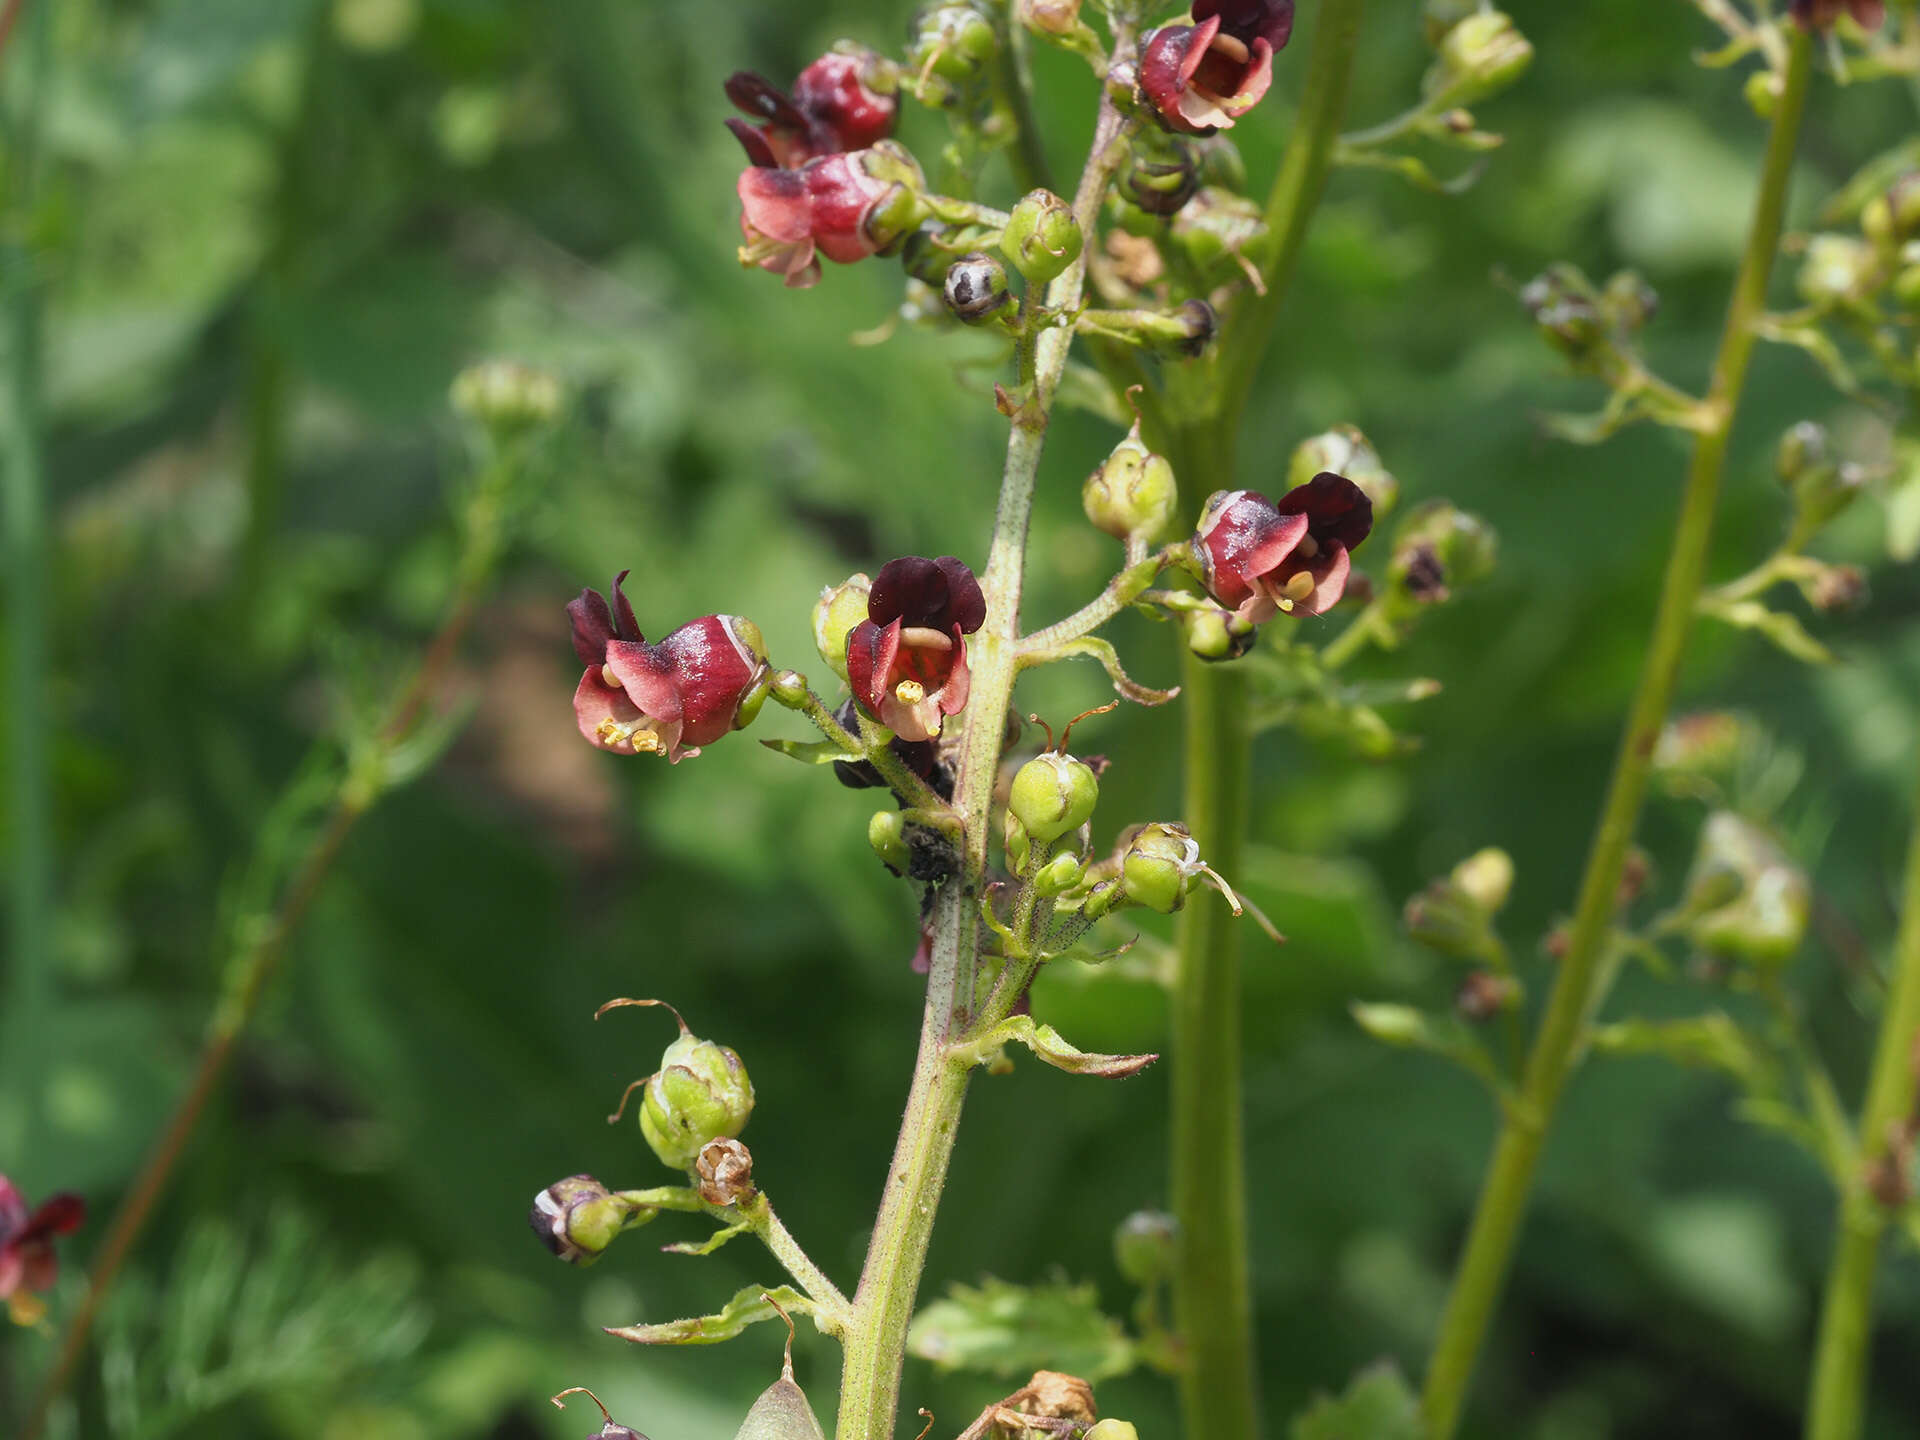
1195,471,1373,623
846,556,987,742
568,573,769,763
1140,0,1295,134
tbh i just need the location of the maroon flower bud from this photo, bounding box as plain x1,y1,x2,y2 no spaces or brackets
738,144,926,290
0,1174,85,1325
1140,0,1295,135
1788,0,1884,30
846,556,987,742
724,46,899,169
568,573,770,764
1194,472,1373,624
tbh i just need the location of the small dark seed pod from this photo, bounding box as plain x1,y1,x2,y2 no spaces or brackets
943,250,1012,324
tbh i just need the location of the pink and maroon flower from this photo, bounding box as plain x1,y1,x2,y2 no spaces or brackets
1,1175,85,1325
725,47,898,170
846,556,987,742
568,572,769,764
1788,0,1884,29
738,145,926,289
1195,471,1373,623
1140,0,1295,135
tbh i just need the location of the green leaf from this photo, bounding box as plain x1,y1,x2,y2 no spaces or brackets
956,1015,1158,1078
760,738,863,766
907,1277,1136,1380
606,1285,813,1346
1290,1362,1423,1440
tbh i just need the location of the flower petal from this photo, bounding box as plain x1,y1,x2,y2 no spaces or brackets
1277,471,1374,551
868,555,985,631
655,616,766,751
847,617,901,714
738,166,814,245
1196,489,1310,610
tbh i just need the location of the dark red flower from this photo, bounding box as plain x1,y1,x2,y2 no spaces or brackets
846,556,987,742
725,47,898,170
1788,0,1884,29
568,573,769,764
1,1175,85,1325
737,145,925,289
1140,0,1294,135
1195,471,1373,622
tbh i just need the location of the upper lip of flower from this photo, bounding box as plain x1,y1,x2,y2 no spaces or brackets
1140,0,1292,134
1198,472,1373,621
724,53,897,169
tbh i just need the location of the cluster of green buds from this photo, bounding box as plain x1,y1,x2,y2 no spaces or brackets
1674,812,1811,971
1405,847,1515,968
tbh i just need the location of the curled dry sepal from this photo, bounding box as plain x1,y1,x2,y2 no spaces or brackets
568,572,770,763
0,1174,86,1326
1195,471,1375,625
846,555,988,742
1140,0,1296,135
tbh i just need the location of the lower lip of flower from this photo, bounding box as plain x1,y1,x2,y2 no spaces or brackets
1257,570,1318,613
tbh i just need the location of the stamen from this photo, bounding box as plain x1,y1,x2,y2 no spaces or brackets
896,679,927,705
601,663,621,688
1277,597,1294,613
595,716,666,755
897,626,954,650
1209,30,1251,64
1283,571,1316,602
1296,535,1320,560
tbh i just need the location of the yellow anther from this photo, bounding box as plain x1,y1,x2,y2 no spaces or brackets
1295,535,1320,560
1283,571,1316,603
1209,30,1251,63
895,679,927,706
601,663,621,688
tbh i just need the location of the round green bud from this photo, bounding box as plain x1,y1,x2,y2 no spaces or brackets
1121,146,1200,218
1009,751,1099,846
909,2,998,88
640,1032,755,1171
450,359,563,433
1426,10,1533,107
1798,233,1877,308
1002,188,1083,286
869,809,912,875
1034,850,1088,897
1180,604,1256,661
1451,847,1515,915
1083,1422,1139,1440
530,1175,653,1265
1113,1209,1178,1285
1121,822,1200,914
1084,427,1178,542
1288,425,1398,518
1744,68,1782,119
813,574,873,682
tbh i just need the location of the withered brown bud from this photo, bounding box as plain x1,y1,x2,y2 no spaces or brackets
1542,923,1570,961
1022,1372,1096,1422
1810,563,1868,614
1617,847,1653,908
695,1137,757,1207
1455,970,1519,1022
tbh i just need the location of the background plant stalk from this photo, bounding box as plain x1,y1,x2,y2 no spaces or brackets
831,71,1133,1440
1805,756,1920,1440
1418,31,1815,1439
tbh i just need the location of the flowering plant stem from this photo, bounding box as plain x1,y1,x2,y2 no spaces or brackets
1148,4,1367,1436
1418,31,1814,1440
21,450,524,1440
1805,756,1920,1440
831,58,1134,1440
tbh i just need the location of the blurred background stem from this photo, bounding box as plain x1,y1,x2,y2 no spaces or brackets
2,0,55,1181
1419,31,1815,1439
1148,4,1365,1436
1805,756,1920,1440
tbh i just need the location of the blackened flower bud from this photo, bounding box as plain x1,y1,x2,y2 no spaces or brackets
1009,752,1100,847
1288,425,1398,518
1520,264,1604,363
1681,811,1810,969
1388,501,1496,608
1121,145,1201,217
813,573,873,681
1113,1209,1178,1285
1425,10,1532,107
638,1025,756,1171
944,251,1015,324
530,1175,653,1265
1798,233,1877,308
1002,188,1084,286
1084,421,1178,542
695,1138,756,1207
451,359,564,434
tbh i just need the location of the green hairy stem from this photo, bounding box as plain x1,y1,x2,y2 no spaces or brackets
1419,31,1815,1439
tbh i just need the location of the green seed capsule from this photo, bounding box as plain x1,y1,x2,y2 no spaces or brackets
640,1030,755,1171
1009,752,1100,846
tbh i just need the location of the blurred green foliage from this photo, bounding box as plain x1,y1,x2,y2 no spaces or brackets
3,1,1920,1438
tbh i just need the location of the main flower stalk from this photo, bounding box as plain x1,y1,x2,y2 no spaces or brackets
831,61,1136,1440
